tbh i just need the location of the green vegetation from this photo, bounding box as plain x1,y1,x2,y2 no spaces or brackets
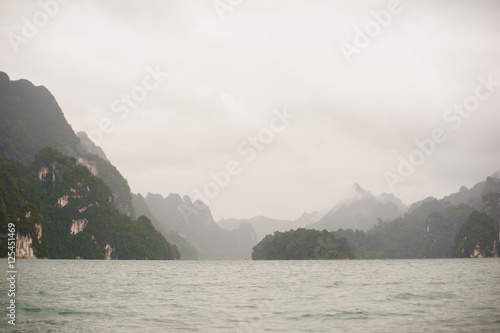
0,72,79,166
164,231,198,260
330,182,499,259
420,204,474,258
132,193,198,259
2,71,499,261
143,193,256,260
0,148,179,259
0,71,134,217
255,178,500,260
114,215,180,260
452,211,498,258
338,201,474,259
252,228,353,260
328,199,447,259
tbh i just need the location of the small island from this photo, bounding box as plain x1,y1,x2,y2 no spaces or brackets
252,228,354,260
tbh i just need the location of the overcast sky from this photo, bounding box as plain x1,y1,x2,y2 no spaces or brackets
1,0,500,220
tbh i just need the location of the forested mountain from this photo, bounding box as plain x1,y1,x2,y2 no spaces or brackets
0,71,182,259
142,193,257,259
251,175,499,260
331,176,500,259
308,184,406,231
252,228,353,260
76,131,109,162
0,71,134,217
452,211,498,258
1,70,498,261
441,183,484,209
0,148,179,259
0,71,258,260
132,193,198,260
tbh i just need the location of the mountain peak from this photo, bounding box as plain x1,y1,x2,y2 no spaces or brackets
353,183,366,193
379,192,401,203
76,132,109,161
0,71,10,85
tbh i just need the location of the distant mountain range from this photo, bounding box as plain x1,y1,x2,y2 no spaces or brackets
0,70,258,260
222,176,500,259
139,193,257,259
218,211,320,242
249,175,500,259
307,183,406,231
0,71,134,217
1,70,498,260
219,183,407,240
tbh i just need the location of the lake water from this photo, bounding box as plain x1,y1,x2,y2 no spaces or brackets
1,259,499,332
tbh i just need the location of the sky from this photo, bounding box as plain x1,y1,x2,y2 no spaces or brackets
1,0,500,221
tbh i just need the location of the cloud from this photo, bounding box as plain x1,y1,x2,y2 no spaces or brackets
1,0,500,220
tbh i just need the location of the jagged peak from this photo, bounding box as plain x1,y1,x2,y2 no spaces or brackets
296,211,320,220
146,192,165,201
352,183,366,193
167,193,182,202
193,199,208,210
378,192,404,205
76,131,109,161
182,195,193,205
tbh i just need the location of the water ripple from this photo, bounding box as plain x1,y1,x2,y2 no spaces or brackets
1,259,498,332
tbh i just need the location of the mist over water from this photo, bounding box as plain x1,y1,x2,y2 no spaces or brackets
4,259,499,332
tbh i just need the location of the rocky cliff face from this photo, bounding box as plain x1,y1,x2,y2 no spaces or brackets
70,219,88,235
0,71,134,217
104,244,114,260
16,233,35,259
0,148,178,260
14,208,45,259
77,158,99,177
0,71,179,260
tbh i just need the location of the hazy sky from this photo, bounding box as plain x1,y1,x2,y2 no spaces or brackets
1,0,500,220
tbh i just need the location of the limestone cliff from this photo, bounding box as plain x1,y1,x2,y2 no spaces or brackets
0,71,134,217
14,207,46,259
1,148,179,260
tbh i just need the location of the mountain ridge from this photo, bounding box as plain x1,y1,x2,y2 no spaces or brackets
0,148,179,259
142,192,257,259
0,71,135,217
307,183,407,231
